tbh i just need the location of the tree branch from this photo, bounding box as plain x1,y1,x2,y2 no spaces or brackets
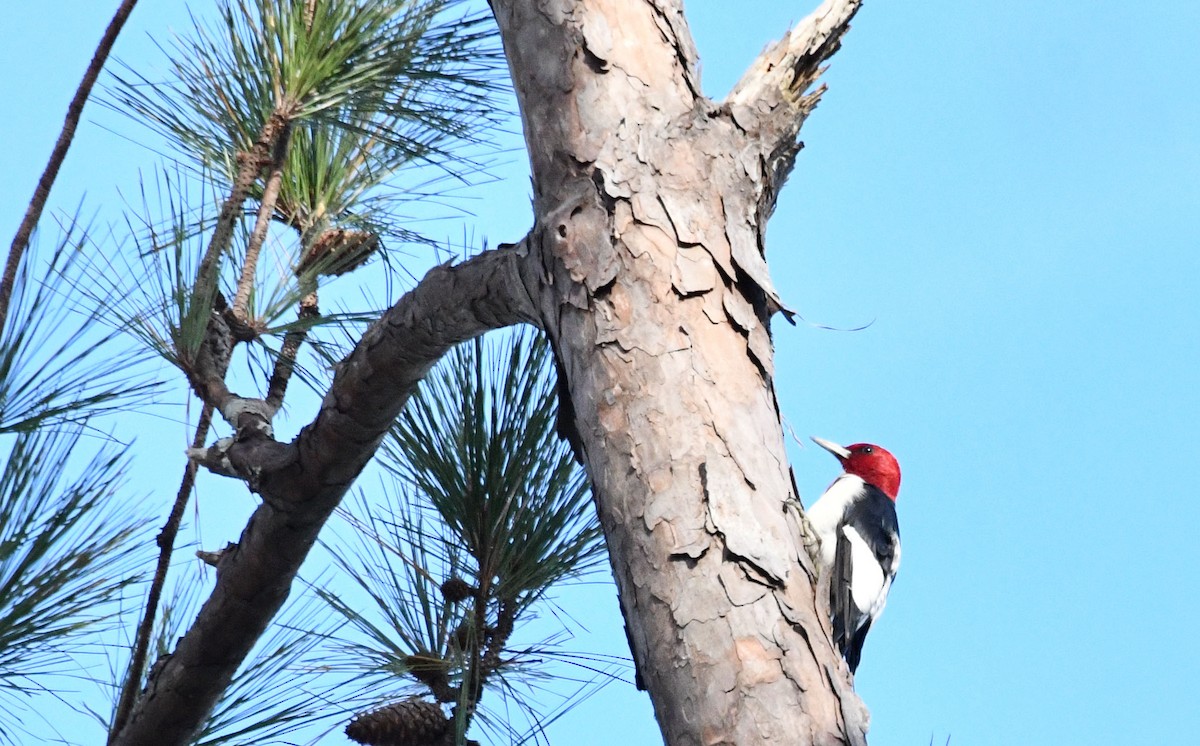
109,403,214,743
184,111,289,356
722,0,861,221
112,245,540,746
1,0,139,332
264,289,319,412
232,121,293,321
725,0,862,151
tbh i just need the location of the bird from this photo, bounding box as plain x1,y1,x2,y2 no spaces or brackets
805,436,902,673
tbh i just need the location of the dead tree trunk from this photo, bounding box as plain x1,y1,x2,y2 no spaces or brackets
112,1,870,744
492,1,868,743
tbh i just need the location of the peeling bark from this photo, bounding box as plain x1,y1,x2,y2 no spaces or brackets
492,0,867,743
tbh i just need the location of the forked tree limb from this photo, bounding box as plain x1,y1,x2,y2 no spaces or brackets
112,244,540,745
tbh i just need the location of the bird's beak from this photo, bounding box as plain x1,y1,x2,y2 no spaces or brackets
811,436,852,460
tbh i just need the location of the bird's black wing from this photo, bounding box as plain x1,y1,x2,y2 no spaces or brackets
831,527,857,666
831,485,900,673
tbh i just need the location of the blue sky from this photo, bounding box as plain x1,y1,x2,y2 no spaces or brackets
3,1,1198,745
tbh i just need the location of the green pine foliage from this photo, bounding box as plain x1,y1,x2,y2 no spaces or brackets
316,331,614,743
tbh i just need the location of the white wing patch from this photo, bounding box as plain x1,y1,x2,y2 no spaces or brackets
842,525,891,628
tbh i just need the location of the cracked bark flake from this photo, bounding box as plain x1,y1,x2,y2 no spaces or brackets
672,244,718,297
718,561,771,607
734,635,783,687
659,186,727,249
581,0,671,88
702,441,791,584
724,194,791,313
671,578,728,627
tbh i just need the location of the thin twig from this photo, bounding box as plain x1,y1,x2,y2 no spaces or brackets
304,0,318,32
265,288,319,412
188,111,287,348
185,310,236,412
456,538,514,732
109,403,214,743
1,0,140,332
481,598,515,676
232,121,293,320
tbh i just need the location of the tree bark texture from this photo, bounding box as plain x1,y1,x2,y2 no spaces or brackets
493,0,867,744
113,1,871,743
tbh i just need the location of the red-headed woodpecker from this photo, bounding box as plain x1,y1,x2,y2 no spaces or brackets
806,436,902,673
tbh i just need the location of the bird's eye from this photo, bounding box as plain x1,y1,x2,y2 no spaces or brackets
862,446,874,454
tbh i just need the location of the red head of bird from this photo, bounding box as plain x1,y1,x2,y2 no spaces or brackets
811,436,901,501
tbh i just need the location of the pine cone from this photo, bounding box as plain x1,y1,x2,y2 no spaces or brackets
439,577,474,603
296,228,380,277
345,697,448,746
